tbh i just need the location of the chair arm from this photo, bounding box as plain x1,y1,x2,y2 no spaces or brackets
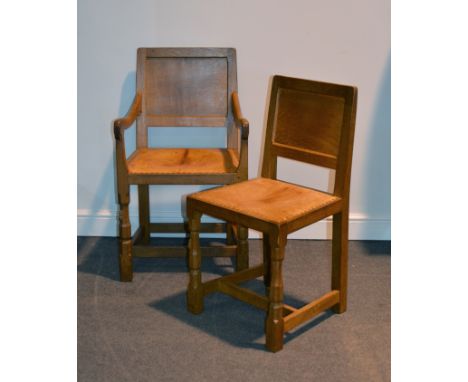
113,92,142,140
232,91,249,140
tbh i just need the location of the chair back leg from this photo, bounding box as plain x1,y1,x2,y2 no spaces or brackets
262,233,271,294
332,211,349,313
138,185,150,244
236,225,249,271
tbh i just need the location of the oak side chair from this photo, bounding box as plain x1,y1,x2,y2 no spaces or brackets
186,75,358,352
113,48,249,282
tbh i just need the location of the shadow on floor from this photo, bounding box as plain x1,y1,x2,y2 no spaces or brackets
350,240,391,256
77,236,237,281
148,277,336,350
77,236,389,351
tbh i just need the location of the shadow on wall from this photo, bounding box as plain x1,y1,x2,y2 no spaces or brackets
361,53,391,231
149,273,334,349
119,71,137,161
82,71,137,236
256,75,274,178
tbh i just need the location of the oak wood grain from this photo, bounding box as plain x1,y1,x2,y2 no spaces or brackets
114,48,249,281
186,75,358,352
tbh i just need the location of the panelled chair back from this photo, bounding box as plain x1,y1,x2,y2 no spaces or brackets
114,48,249,282
186,75,357,352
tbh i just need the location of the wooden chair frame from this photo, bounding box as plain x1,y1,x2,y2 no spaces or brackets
114,48,249,282
186,75,358,352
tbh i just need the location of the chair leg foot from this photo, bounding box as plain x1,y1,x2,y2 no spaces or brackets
119,239,133,282
332,304,346,314
265,313,284,352
187,286,204,314
332,291,347,314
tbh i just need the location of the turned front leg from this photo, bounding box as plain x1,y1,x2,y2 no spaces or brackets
115,117,133,282
265,234,286,352
187,211,203,314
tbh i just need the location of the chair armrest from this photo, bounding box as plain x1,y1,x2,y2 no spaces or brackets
232,91,249,140
232,91,249,178
114,92,141,179
113,92,142,140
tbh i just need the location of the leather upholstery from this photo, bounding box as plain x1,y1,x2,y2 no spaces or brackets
127,148,239,175
190,178,341,224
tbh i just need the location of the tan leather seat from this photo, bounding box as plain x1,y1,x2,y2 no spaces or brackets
191,178,340,225
127,148,240,175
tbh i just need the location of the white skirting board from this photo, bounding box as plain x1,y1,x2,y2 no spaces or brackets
77,209,390,240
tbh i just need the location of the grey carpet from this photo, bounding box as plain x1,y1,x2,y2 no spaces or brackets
78,237,390,382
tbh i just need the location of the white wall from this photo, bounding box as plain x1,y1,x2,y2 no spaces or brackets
78,0,390,240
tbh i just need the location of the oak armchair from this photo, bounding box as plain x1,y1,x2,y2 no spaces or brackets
114,48,249,282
